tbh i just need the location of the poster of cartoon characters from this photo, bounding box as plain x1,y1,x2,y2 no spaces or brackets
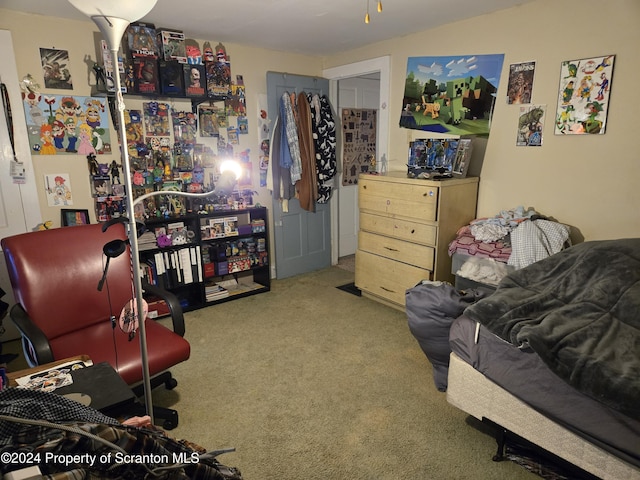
400,54,505,136
23,94,111,155
555,55,614,135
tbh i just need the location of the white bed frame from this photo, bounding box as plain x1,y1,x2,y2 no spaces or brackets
446,352,640,480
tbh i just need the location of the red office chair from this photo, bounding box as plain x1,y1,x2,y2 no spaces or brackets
1,222,191,428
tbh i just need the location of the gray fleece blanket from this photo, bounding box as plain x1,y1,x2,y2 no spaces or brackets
464,238,640,421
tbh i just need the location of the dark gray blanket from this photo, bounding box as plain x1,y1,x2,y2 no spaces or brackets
464,238,640,421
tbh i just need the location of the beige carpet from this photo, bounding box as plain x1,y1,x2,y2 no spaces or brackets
147,266,538,480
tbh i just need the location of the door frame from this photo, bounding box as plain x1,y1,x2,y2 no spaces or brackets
1,30,43,339
323,56,390,265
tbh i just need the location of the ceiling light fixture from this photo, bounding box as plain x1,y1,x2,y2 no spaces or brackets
364,0,383,24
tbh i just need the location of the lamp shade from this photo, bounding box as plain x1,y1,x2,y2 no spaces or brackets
67,0,158,23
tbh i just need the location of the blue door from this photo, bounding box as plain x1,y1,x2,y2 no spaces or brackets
266,72,331,279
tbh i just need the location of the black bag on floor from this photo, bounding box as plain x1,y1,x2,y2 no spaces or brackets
406,281,486,392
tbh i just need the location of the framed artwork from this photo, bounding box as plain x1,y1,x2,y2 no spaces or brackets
554,54,615,135
61,209,90,226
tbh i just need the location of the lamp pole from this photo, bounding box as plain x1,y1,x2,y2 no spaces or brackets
77,12,156,423
111,45,155,423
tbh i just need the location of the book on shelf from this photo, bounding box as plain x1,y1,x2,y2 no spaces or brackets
138,231,158,251
205,282,229,301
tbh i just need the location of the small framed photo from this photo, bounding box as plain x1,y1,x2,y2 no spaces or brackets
61,209,90,226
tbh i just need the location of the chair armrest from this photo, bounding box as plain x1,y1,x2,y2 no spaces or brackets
142,281,186,337
9,304,55,365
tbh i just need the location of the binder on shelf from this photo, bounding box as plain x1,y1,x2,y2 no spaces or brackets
196,245,203,282
180,248,193,284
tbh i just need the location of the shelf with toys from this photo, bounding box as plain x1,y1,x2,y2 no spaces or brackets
139,206,269,315
92,22,235,110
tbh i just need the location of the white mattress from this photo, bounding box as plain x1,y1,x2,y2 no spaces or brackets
446,352,640,480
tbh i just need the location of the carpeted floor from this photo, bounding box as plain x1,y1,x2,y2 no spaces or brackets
149,266,539,480
1,266,542,480
336,254,355,273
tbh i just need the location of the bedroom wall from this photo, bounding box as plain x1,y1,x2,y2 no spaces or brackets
0,10,323,228
324,0,640,242
1,0,638,243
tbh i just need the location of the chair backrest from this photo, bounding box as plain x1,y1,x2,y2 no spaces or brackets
2,223,136,341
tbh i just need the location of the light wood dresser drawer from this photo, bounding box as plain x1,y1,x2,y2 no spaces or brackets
359,178,438,221
356,172,478,311
358,231,434,271
359,212,437,246
355,250,431,307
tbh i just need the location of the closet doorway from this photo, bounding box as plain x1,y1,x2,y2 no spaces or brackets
324,56,390,265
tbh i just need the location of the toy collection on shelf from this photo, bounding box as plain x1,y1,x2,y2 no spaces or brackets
138,207,270,310
88,22,254,240
97,22,234,101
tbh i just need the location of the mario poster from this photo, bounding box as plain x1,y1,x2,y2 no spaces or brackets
23,94,111,155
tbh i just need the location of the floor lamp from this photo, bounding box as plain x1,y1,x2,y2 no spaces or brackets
67,0,160,423
68,1,242,424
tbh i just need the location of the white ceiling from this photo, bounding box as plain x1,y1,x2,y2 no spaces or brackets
0,0,535,56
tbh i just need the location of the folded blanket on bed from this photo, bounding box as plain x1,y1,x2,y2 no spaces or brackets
464,238,640,421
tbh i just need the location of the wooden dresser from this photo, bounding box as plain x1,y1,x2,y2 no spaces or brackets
355,172,478,310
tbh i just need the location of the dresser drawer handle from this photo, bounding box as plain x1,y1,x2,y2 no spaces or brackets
380,286,395,293
384,246,399,252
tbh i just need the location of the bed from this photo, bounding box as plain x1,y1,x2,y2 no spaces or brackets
445,238,640,479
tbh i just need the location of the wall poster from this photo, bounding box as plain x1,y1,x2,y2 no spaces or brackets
516,105,546,147
507,61,535,105
40,48,73,90
554,54,614,135
342,108,377,185
23,94,111,155
400,54,505,136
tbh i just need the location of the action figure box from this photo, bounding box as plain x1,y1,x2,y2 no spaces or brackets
100,40,128,93
133,56,159,95
159,60,185,96
183,64,206,97
157,29,187,63
126,22,159,58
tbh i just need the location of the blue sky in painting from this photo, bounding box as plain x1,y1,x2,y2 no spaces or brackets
406,54,505,87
